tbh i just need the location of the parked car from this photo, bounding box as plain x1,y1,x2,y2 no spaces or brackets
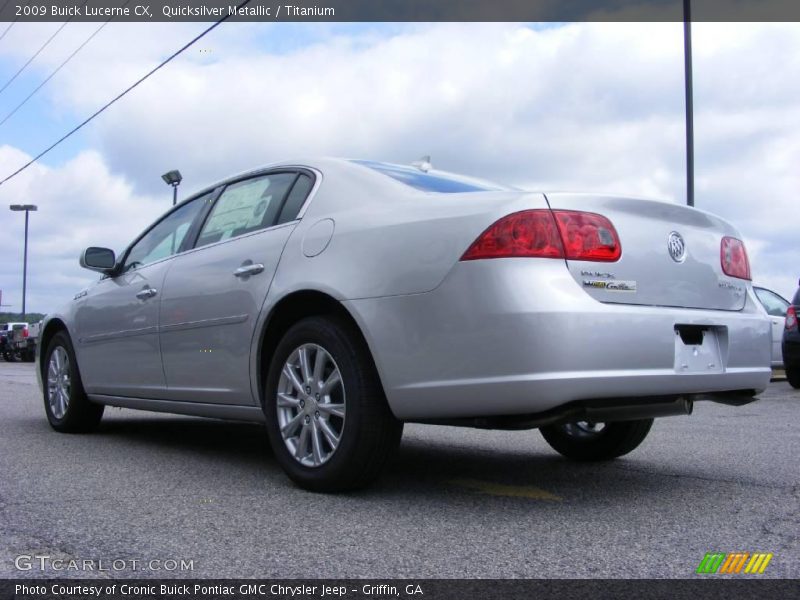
37,158,772,491
0,324,13,361
1,322,29,362
782,280,800,389
754,286,791,368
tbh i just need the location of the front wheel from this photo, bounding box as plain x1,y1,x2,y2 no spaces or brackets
43,331,104,432
540,419,653,461
264,316,403,492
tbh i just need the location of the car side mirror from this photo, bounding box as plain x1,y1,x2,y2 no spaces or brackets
80,247,116,274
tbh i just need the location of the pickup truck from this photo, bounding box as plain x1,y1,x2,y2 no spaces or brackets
1,322,38,362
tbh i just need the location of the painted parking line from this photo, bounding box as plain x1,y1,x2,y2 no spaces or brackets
449,478,562,501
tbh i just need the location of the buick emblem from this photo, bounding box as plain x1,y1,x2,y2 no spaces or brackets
667,231,686,263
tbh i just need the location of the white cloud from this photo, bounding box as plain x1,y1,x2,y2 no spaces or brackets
0,145,166,313
0,21,797,313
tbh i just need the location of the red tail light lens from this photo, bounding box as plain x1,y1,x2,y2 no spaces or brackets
460,210,564,260
552,210,621,262
720,236,751,280
22,328,28,338
461,209,621,262
787,306,798,331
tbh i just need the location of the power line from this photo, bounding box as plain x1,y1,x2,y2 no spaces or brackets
0,20,72,97
0,18,16,44
0,13,117,128
0,23,108,127
0,0,29,43
0,0,251,188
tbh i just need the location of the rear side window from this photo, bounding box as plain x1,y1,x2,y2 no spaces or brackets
277,174,314,225
755,288,789,317
351,159,511,193
196,173,296,248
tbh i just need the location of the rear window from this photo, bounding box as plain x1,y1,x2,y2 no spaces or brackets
351,160,512,193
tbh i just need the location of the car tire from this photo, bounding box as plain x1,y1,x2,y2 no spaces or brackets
540,419,653,461
43,331,104,433
264,316,403,492
786,365,800,389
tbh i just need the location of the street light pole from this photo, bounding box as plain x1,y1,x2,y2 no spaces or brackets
9,204,38,321
683,0,695,207
161,169,183,206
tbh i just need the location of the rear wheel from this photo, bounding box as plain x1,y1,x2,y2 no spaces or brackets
264,316,403,492
43,331,104,432
540,419,653,461
787,364,800,389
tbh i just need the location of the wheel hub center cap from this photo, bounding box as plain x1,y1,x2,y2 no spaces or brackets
303,395,318,415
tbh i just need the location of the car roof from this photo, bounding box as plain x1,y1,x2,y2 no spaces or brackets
179,157,517,204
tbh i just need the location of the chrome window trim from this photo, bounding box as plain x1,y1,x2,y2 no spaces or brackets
289,166,323,220
113,166,321,277
176,220,299,257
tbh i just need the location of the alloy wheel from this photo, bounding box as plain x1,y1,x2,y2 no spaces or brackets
563,421,607,438
276,343,346,467
47,346,71,419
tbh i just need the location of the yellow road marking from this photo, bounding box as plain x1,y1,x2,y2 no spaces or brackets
449,478,562,501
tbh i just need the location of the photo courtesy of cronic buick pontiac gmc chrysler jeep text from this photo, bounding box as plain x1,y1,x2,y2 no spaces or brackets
37,158,772,492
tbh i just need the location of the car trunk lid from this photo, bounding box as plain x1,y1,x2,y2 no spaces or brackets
544,193,748,311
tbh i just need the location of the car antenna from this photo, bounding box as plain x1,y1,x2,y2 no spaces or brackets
411,155,432,173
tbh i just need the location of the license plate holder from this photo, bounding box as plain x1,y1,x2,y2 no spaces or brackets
674,326,723,373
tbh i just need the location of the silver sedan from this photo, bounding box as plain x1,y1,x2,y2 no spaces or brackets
37,158,772,491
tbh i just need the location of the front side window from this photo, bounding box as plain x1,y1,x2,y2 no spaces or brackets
196,173,296,248
124,194,207,270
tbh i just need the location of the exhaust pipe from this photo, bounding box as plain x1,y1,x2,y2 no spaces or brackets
582,396,693,423
419,390,757,431
423,395,696,430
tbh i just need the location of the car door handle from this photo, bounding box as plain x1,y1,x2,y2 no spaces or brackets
234,263,265,277
136,288,158,300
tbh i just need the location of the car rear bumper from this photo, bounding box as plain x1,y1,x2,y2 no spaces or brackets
345,259,772,420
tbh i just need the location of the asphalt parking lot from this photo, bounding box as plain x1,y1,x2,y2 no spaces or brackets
1,361,798,579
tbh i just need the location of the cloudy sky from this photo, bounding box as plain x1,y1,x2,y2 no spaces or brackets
0,21,797,313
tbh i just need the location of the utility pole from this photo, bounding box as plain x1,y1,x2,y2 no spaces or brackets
683,0,695,207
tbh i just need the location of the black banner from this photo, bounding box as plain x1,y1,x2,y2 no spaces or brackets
1,0,800,23
1,580,797,600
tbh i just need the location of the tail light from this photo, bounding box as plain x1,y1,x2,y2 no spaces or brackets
787,306,798,331
551,210,621,261
460,210,564,260
461,209,621,262
22,328,28,338
720,236,751,280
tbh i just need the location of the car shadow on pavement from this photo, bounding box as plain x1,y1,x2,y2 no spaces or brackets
380,439,664,501
88,413,701,504
94,414,273,470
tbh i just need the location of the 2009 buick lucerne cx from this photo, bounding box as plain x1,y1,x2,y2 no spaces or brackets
37,158,771,491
